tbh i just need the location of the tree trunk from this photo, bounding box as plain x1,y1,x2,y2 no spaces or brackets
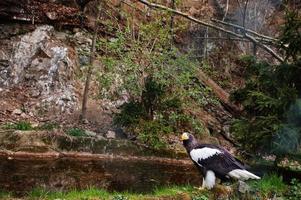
80,1,101,122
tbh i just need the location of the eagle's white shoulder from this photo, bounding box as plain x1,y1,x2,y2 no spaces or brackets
190,147,222,163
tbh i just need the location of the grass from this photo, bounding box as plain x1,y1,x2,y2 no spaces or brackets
3,121,33,130
0,178,293,200
0,185,209,200
249,173,287,198
2,121,59,131
66,128,87,137
0,191,12,199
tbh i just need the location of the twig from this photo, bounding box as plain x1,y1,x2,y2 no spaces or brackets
222,0,229,21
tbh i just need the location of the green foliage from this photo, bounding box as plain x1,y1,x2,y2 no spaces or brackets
136,120,171,149
112,194,128,200
250,174,286,198
280,10,301,61
192,194,209,200
230,10,301,154
153,185,195,196
114,101,146,127
66,128,86,137
96,18,214,148
38,122,59,131
26,187,110,200
286,179,301,200
14,121,33,130
0,191,11,199
2,121,59,131
3,121,33,130
27,188,50,199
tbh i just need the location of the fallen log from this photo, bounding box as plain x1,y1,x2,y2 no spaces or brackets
0,150,192,165
197,69,242,116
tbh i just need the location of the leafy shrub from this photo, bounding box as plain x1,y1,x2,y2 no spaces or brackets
114,101,146,127
286,179,301,200
66,128,86,137
136,120,172,149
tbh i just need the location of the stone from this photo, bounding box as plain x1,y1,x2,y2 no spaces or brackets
46,12,58,20
0,25,79,114
20,113,28,118
85,130,97,137
238,180,251,194
106,130,116,139
96,135,105,140
12,109,22,115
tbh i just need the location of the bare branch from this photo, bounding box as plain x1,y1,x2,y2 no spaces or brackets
245,33,284,62
211,18,278,43
136,0,244,39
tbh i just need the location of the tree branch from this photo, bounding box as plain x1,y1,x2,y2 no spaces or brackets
135,0,284,62
245,33,284,62
136,0,244,39
211,18,277,43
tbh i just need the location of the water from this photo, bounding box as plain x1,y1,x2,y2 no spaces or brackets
0,152,201,195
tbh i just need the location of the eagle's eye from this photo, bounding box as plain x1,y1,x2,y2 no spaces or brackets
181,132,189,141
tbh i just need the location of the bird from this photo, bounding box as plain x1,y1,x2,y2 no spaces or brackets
181,132,260,190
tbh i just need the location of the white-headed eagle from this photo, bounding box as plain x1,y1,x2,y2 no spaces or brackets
181,132,260,189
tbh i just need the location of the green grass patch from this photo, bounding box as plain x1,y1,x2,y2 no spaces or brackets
37,122,59,131
0,191,12,199
153,184,195,196
66,128,87,137
249,173,287,198
3,121,33,130
26,187,110,200
2,121,59,131
1,185,210,200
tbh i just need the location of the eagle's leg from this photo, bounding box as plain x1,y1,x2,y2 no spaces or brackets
196,178,206,190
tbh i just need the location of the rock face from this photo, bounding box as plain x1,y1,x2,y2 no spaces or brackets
0,25,79,114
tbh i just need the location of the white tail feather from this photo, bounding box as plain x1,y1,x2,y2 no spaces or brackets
228,169,260,180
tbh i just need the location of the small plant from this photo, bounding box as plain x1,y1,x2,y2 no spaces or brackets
38,122,59,131
112,194,128,200
286,179,301,200
27,188,49,199
15,121,33,130
66,128,86,137
3,121,33,130
192,194,209,200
